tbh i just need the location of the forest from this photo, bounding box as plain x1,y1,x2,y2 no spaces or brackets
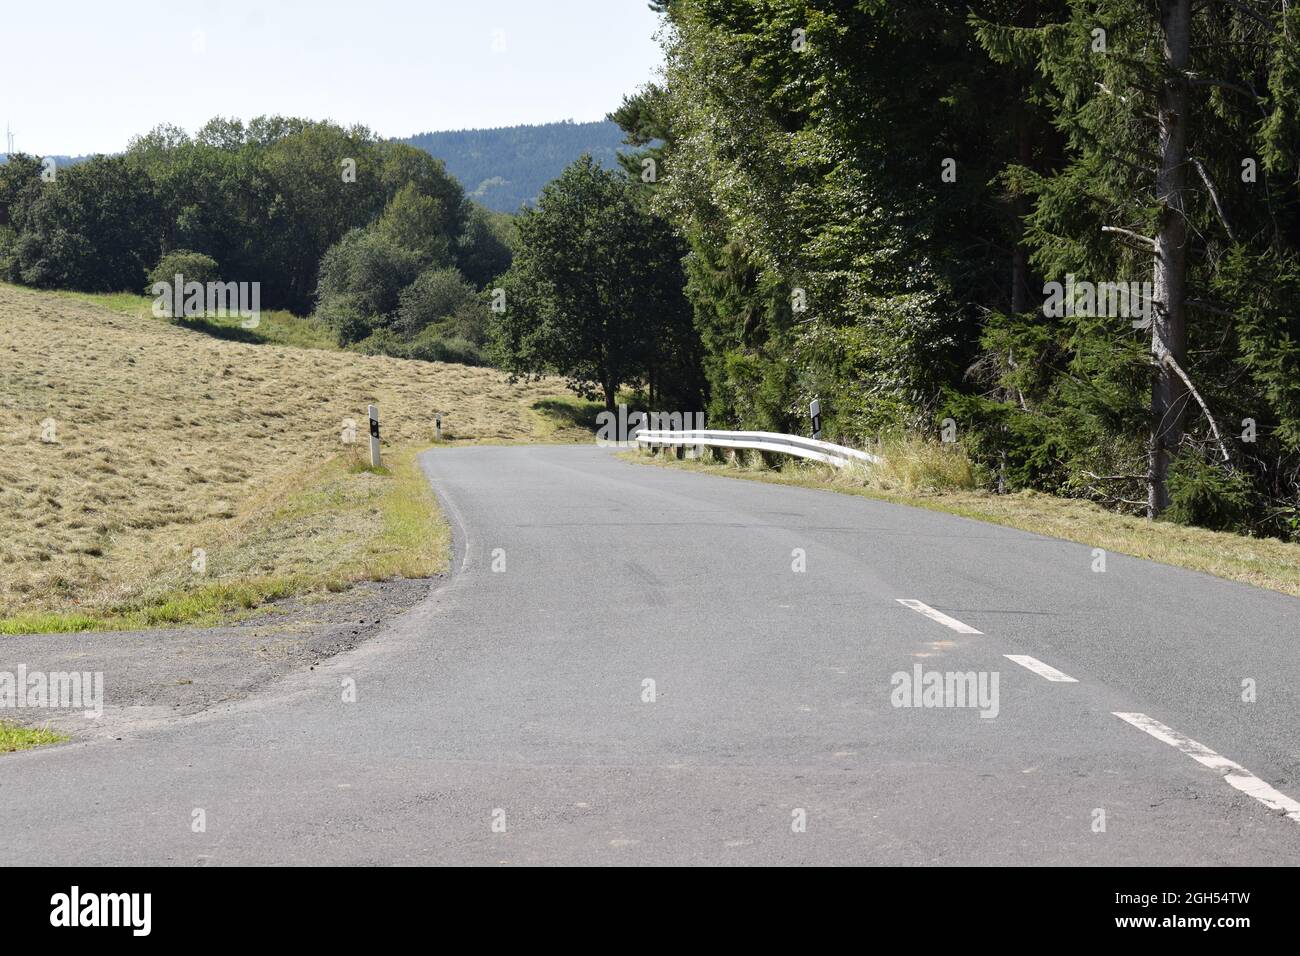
578,0,1300,536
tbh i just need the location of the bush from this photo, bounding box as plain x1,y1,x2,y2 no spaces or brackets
316,297,375,346
349,327,486,366
395,266,476,336
405,330,485,365
1167,456,1256,532
146,250,221,291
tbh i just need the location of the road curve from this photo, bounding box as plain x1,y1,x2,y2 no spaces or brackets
3,444,1299,865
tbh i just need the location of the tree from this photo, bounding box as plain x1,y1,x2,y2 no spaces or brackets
455,203,516,287
975,0,1300,520
8,155,158,291
315,228,422,343
649,0,1038,436
491,156,690,411
374,184,456,267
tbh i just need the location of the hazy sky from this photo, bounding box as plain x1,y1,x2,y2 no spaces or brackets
2,0,666,156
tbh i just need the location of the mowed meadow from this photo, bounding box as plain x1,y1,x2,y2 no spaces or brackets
0,283,586,629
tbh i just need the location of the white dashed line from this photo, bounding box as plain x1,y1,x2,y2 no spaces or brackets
1003,654,1078,682
895,599,982,634
1114,712,1300,825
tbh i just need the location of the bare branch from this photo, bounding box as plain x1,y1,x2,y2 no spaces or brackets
1188,156,1237,242
1161,353,1232,463
1101,225,1158,249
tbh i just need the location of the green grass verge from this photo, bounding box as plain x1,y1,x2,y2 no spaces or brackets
0,446,448,635
625,447,1300,599
0,721,68,753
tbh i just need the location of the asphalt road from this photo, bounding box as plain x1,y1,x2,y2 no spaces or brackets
4,444,1300,865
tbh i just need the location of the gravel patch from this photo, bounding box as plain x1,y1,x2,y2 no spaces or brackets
0,578,433,740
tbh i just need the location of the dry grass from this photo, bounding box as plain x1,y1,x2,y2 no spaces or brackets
630,445,1300,599
856,436,980,492
0,283,582,625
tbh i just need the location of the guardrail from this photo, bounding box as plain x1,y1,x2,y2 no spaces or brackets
635,429,881,469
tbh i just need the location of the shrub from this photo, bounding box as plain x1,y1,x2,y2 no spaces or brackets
349,327,486,366
146,250,221,291
316,297,375,346
405,331,484,366
395,266,476,337
1167,456,1256,532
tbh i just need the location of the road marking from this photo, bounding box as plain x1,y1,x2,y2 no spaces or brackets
1004,654,1078,682
1113,712,1300,825
896,599,982,634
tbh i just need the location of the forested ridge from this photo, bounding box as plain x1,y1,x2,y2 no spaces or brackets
583,0,1300,536
401,120,631,212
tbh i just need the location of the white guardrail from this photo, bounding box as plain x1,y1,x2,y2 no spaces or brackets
636,429,881,469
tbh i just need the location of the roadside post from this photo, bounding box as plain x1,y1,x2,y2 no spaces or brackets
435,413,442,443
810,399,822,440
368,404,381,468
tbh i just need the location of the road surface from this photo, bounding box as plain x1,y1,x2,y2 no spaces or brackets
3,445,1300,864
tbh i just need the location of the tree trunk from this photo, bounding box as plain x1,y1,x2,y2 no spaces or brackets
1011,91,1034,314
1149,0,1192,518
603,380,617,413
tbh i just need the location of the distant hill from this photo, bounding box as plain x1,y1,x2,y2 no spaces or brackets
401,120,633,214
3,119,638,215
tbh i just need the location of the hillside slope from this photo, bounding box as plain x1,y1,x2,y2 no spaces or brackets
402,120,629,212
0,284,582,625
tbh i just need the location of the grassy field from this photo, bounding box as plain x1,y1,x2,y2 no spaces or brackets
44,287,340,350
629,445,1300,599
0,282,586,631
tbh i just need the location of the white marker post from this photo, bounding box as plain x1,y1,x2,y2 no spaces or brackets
810,399,822,440
368,404,381,468
435,414,442,443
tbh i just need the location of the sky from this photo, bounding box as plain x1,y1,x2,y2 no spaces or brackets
1,0,666,156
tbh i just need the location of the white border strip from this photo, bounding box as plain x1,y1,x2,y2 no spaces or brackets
1114,712,1300,825
1004,654,1078,682
896,599,982,635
